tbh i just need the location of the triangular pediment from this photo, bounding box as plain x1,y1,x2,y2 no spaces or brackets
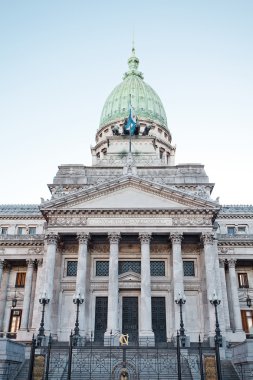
41,176,219,212
119,271,141,281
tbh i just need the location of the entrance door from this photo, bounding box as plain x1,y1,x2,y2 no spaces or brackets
152,297,167,343
94,297,108,342
122,297,138,343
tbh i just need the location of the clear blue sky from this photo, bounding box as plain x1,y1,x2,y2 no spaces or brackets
0,1,252,204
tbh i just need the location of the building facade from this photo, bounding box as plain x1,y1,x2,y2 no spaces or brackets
0,49,252,348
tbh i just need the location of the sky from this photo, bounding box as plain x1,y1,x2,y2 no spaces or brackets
0,1,252,205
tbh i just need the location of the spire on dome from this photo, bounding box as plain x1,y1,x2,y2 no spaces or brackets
124,45,144,79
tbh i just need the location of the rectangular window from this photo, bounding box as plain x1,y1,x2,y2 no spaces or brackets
96,261,109,276
28,227,36,235
17,227,25,235
227,227,236,236
183,261,195,276
241,310,253,334
238,226,246,233
66,261,77,276
150,261,165,276
15,272,26,288
238,273,249,288
8,309,22,339
1,227,8,235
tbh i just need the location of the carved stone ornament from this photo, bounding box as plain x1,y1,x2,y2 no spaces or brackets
28,247,43,255
37,259,43,267
46,233,58,245
170,232,183,244
50,216,87,226
89,245,110,254
0,248,5,255
139,233,152,244
172,216,211,226
108,233,121,244
150,244,170,255
26,259,35,268
219,258,226,268
77,233,89,244
228,258,237,268
201,233,214,245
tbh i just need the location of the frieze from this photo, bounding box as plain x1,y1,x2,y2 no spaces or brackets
88,217,173,226
62,245,78,254
49,216,87,226
150,244,170,254
172,216,211,226
182,245,201,255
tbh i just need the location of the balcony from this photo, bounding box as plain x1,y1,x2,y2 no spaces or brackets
0,234,44,246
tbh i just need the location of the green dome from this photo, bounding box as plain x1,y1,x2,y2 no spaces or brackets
99,49,168,129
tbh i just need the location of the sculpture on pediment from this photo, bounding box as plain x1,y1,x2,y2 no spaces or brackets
142,124,151,136
112,124,120,135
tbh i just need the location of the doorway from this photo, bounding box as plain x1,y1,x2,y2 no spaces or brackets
122,297,138,343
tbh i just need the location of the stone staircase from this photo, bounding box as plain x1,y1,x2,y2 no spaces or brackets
221,360,240,380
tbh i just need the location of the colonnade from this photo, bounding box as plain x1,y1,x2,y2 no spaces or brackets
0,231,245,342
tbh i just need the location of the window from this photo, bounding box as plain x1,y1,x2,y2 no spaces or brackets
119,261,141,275
1,227,8,235
17,227,26,235
96,261,109,276
227,227,236,236
15,273,26,288
67,261,77,276
150,261,165,276
238,226,246,233
28,227,36,235
101,148,107,156
241,310,253,334
159,148,164,160
238,273,249,288
183,261,195,276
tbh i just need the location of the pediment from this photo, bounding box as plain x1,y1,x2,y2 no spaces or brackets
119,271,141,282
41,176,219,212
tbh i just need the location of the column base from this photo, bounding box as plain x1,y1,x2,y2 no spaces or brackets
139,331,155,346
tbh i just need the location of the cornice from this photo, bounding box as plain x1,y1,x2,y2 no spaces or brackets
40,175,220,213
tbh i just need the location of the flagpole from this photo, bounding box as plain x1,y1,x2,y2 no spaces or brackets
129,94,132,153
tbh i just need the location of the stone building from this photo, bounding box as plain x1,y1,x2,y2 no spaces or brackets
0,48,253,351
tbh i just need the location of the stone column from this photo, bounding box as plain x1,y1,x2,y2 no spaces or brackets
0,259,4,287
228,258,243,332
202,233,216,336
0,263,11,333
170,233,184,335
31,259,43,331
219,259,231,331
76,233,89,336
105,233,120,342
139,233,154,344
44,233,58,334
20,259,35,330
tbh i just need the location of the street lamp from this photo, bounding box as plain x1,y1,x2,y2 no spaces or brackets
73,291,84,339
175,291,186,345
38,291,50,338
210,291,222,380
12,291,17,308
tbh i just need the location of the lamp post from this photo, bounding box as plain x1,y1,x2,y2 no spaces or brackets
210,291,222,380
73,292,84,338
175,292,186,345
38,291,50,338
12,291,17,308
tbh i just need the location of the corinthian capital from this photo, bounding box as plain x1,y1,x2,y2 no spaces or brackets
228,258,237,268
201,233,214,245
26,259,35,268
77,232,89,244
219,258,226,268
108,232,121,244
45,233,58,245
139,233,152,244
170,232,183,244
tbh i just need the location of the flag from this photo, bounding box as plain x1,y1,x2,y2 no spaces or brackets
125,103,137,135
